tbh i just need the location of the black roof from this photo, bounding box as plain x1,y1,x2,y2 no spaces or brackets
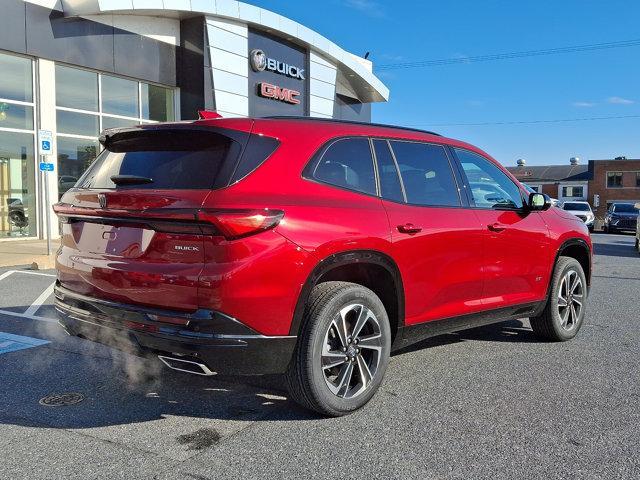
263,116,441,137
507,164,590,182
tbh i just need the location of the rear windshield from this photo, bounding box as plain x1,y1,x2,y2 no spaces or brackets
563,202,590,211
77,129,243,190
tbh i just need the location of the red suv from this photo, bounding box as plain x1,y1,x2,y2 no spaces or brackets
54,116,592,416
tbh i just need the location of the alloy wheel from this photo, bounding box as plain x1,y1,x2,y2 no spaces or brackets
557,270,584,331
321,304,383,399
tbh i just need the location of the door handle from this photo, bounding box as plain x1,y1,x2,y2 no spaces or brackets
397,223,422,234
488,223,507,232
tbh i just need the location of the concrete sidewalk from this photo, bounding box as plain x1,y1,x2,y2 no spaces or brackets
0,239,57,269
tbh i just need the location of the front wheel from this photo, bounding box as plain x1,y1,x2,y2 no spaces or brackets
530,256,587,341
286,281,391,416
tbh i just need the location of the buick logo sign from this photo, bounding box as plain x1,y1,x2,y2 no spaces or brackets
98,193,107,209
249,49,305,80
250,49,267,72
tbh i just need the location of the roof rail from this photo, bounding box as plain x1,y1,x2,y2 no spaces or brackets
262,116,441,137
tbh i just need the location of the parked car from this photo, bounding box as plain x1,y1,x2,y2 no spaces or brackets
560,201,595,232
53,117,592,416
603,202,639,234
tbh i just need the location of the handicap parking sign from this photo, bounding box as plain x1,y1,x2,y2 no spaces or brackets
39,162,54,172
38,129,53,156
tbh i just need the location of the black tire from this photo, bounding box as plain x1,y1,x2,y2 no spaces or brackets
635,236,640,253
530,256,587,341
286,281,391,416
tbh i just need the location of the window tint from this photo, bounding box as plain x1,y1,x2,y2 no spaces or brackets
389,141,460,207
455,148,523,209
372,139,404,203
313,138,376,195
78,130,242,190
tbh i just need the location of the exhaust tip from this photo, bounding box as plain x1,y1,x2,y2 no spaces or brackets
158,355,216,376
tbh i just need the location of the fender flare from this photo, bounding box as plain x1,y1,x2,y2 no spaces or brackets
288,250,405,336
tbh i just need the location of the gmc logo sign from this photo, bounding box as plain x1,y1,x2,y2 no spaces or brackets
258,82,301,105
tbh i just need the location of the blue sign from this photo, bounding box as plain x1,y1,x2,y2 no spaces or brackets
38,129,53,155
39,162,54,172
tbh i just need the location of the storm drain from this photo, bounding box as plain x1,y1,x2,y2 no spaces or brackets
39,393,85,407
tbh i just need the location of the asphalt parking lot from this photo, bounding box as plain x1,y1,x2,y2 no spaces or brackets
0,233,638,479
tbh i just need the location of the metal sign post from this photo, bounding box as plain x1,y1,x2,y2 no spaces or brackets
38,130,54,256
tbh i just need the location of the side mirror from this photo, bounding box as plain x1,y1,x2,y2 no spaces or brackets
527,192,552,211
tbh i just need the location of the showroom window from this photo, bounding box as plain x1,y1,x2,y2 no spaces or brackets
0,52,37,238
561,186,584,198
607,172,623,188
55,64,176,197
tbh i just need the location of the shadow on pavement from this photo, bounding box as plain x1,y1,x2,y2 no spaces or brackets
592,239,638,258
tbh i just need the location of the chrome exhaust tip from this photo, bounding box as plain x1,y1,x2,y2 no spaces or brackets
158,355,216,376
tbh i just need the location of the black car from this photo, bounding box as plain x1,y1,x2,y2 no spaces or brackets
603,203,639,233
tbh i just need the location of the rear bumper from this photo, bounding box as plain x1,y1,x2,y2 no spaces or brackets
54,284,296,375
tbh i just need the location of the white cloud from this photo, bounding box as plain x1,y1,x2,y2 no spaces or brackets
343,0,385,18
607,96,635,105
572,101,596,107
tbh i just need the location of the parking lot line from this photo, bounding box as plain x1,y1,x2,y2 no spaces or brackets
24,283,55,317
0,308,57,323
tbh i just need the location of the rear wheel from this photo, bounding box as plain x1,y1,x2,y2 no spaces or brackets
286,281,391,416
530,256,587,341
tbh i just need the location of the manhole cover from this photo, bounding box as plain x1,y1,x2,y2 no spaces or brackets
39,393,85,407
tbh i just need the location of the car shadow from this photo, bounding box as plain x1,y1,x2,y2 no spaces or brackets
392,319,539,357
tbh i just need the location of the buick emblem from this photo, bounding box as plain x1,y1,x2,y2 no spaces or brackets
98,193,107,209
250,49,267,72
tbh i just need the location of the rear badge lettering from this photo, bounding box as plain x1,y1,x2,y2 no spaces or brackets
174,245,200,252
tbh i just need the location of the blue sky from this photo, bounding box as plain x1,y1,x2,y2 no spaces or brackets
252,0,640,166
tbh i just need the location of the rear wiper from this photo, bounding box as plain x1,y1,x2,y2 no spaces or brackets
110,175,153,186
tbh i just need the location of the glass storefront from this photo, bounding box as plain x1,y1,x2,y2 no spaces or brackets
0,52,36,238
55,65,176,199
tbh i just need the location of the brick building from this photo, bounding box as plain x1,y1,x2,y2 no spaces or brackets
507,157,640,221
587,158,640,218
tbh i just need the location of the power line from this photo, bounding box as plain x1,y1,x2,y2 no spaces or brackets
377,38,640,70
408,114,640,127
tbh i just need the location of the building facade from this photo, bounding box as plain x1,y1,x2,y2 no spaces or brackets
507,162,590,204
508,158,640,222
0,0,389,240
587,158,640,218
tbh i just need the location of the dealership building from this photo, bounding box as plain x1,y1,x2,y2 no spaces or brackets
0,0,389,241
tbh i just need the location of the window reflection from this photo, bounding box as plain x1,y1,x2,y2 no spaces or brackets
0,53,33,103
102,75,139,118
55,65,98,112
142,84,175,122
0,131,36,237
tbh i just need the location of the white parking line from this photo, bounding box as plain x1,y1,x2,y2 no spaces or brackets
0,308,57,323
0,270,58,323
24,282,55,317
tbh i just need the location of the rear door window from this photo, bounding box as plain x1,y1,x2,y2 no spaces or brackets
77,129,243,190
389,141,460,207
312,138,377,196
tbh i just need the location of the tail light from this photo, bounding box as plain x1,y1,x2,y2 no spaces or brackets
55,204,284,240
197,209,284,240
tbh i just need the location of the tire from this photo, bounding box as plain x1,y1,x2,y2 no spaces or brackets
602,225,608,233
530,256,587,341
635,236,640,253
286,281,391,416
